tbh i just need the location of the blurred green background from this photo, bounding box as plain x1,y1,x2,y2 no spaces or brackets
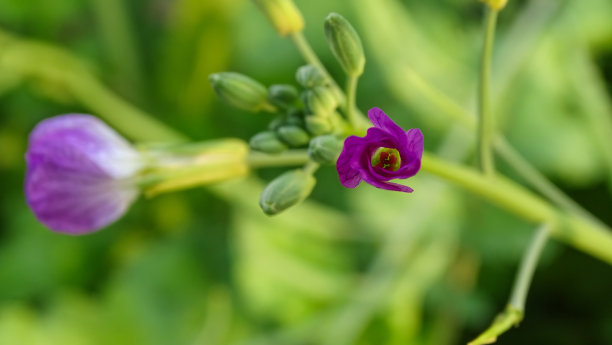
1,0,612,344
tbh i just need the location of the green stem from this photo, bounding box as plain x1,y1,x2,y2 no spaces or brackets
290,32,345,102
303,161,320,175
421,152,612,265
247,150,310,168
260,102,279,113
91,0,144,101
477,7,498,176
469,224,549,345
289,32,368,128
71,74,186,142
345,75,359,129
509,223,549,309
496,138,606,228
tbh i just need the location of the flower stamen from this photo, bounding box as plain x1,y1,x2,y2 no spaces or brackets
371,147,401,172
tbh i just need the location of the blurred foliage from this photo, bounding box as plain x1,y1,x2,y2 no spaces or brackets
1,0,612,344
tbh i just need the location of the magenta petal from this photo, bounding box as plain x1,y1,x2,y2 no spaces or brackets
25,114,142,234
336,136,366,188
362,174,414,193
406,128,423,160
368,107,407,146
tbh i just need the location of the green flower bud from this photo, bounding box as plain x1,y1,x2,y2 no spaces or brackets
253,0,304,37
296,65,327,88
276,125,310,147
267,84,299,110
308,134,342,164
305,115,333,136
249,131,288,153
302,86,338,117
268,116,285,131
286,108,305,127
324,13,365,77
308,135,342,164
259,169,316,215
209,72,271,112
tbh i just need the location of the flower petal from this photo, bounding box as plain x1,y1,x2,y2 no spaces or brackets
406,128,423,160
28,114,143,178
363,127,396,149
25,164,138,234
25,114,142,234
336,135,366,188
368,107,407,146
362,173,414,193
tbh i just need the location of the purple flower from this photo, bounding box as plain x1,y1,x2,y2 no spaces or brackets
336,107,423,193
25,115,143,234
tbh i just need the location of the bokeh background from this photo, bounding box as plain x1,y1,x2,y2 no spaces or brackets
1,0,612,344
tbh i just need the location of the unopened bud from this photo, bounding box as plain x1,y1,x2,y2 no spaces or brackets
276,125,310,147
296,65,327,88
253,0,304,36
249,131,288,153
302,86,338,117
324,13,365,77
286,108,305,127
268,84,299,110
268,116,285,131
482,0,508,10
308,135,342,164
210,72,269,112
305,115,333,136
259,169,316,215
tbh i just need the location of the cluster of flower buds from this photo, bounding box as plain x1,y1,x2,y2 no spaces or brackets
209,67,343,157
208,8,374,216
209,64,345,215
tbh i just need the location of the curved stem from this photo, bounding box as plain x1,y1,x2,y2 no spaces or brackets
469,224,550,345
477,7,498,176
509,224,550,309
421,152,612,265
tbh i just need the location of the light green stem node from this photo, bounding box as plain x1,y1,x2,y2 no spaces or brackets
468,306,522,345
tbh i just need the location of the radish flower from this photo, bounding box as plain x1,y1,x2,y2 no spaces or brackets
336,107,423,193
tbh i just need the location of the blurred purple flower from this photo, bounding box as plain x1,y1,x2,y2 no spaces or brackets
336,107,423,193
25,115,143,234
